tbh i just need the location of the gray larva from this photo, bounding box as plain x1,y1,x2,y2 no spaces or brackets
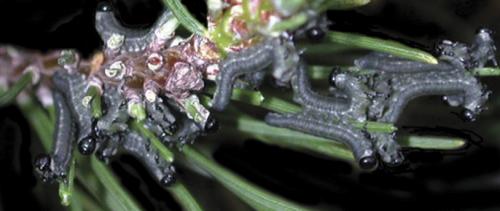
161,117,202,146
32,6,497,188
233,70,267,89
96,84,129,133
95,2,174,53
121,132,176,187
265,112,377,169
292,63,350,115
145,100,176,137
378,70,485,123
292,63,369,121
52,71,94,144
48,90,76,180
334,73,371,122
211,39,277,111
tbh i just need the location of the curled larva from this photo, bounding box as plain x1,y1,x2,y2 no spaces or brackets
121,132,176,187
51,90,76,178
34,90,75,181
292,63,369,121
265,113,377,170
292,63,348,115
379,70,486,123
95,2,174,53
211,39,277,111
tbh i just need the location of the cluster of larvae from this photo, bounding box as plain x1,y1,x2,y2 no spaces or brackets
2,2,489,187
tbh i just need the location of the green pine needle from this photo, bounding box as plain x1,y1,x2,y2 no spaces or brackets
131,121,175,163
20,100,143,210
203,88,397,133
162,0,207,35
72,188,106,211
85,86,103,118
218,111,467,162
218,112,354,161
0,72,32,107
473,67,500,76
168,182,203,211
19,100,54,150
91,157,144,211
318,0,371,11
322,31,439,64
59,159,76,206
399,136,467,150
131,122,202,210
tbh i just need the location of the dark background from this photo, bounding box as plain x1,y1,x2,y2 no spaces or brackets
1,0,500,210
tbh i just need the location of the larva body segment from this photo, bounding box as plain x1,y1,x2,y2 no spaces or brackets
95,2,174,53
35,90,75,182
121,132,176,187
265,112,377,169
52,71,94,144
96,84,128,134
212,39,277,111
292,63,350,116
373,69,486,123
371,133,403,166
145,100,177,137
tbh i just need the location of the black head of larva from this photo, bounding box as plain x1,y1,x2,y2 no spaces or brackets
463,109,477,122
160,174,176,187
329,66,342,87
78,137,97,155
359,156,378,170
97,1,112,12
34,154,51,172
306,26,326,42
204,115,219,133
385,154,404,167
168,123,178,133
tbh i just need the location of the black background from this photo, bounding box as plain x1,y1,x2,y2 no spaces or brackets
1,0,500,210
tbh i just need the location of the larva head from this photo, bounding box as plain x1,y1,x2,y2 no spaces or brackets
78,137,97,155
160,166,176,187
359,156,378,170
34,154,52,172
328,66,342,87
97,1,112,12
306,26,326,42
204,115,219,134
